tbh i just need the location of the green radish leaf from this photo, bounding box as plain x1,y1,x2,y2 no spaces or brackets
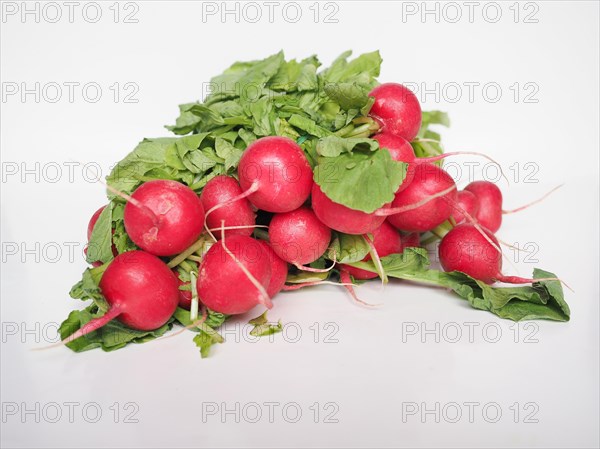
316,136,379,157
326,232,370,263
288,114,333,138
248,311,283,337
69,264,109,312
215,138,243,170
193,331,219,358
286,271,329,284
59,305,174,352
248,311,269,326
420,110,450,130
347,248,570,322
172,307,229,332
86,203,114,264
413,110,450,160
314,149,407,213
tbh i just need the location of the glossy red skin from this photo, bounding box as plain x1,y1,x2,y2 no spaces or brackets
257,241,288,297
99,251,179,330
372,133,416,192
197,235,271,315
369,83,422,141
339,221,404,280
124,180,205,256
238,136,313,213
200,175,255,239
451,190,480,224
311,183,388,235
269,207,331,265
372,132,416,163
438,223,501,284
387,164,457,232
464,181,503,233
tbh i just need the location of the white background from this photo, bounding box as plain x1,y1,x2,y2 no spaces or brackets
1,1,599,448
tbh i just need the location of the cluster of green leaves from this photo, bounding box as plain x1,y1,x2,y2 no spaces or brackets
346,248,570,322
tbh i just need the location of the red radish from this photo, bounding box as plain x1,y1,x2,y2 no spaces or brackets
369,83,422,141
439,223,560,285
63,251,179,343
384,164,458,232
237,136,313,213
257,240,288,297
401,232,421,248
200,175,255,239
311,183,388,235
269,207,331,266
464,181,502,233
197,235,272,315
124,180,205,256
339,221,403,280
372,133,416,164
450,190,480,225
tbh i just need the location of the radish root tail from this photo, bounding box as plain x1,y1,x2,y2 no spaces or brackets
339,270,383,308
502,184,563,214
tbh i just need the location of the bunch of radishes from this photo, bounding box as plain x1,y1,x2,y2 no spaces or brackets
64,81,562,349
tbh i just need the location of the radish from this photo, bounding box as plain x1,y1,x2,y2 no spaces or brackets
450,190,480,225
401,231,421,248
269,207,331,266
372,133,416,165
196,235,272,315
123,180,205,256
369,83,422,141
311,183,388,235
63,251,180,343
237,136,313,213
200,175,255,239
438,223,560,285
383,163,458,232
339,221,403,280
257,240,288,297
464,181,502,233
